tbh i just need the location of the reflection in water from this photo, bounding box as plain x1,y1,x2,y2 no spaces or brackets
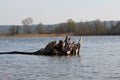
0,36,120,80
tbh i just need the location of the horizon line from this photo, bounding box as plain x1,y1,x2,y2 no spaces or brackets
0,19,120,25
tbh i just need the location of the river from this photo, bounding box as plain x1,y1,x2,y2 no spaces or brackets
0,36,120,80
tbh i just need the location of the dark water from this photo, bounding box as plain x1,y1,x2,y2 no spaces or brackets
0,36,120,80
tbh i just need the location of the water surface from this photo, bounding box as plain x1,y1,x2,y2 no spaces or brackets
0,36,120,80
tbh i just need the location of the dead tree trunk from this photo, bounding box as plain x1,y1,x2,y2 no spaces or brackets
0,36,82,56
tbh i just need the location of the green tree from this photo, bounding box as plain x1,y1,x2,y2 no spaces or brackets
65,19,76,33
93,19,108,35
54,23,65,33
36,23,45,34
75,22,93,35
102,21,108,35
83,22,93,35
75,22,84,35
47,25,54,34
9,25,20,35
111,21,120,35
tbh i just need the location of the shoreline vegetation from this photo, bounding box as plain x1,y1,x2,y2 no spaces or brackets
0,33,119,38
0,33,74,37
1,19,120,37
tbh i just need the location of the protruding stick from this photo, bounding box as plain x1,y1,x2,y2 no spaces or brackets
79,37,82,45
77,37,82,55
65,36,68,43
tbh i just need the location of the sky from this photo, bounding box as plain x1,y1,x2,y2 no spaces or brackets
0,0,120,25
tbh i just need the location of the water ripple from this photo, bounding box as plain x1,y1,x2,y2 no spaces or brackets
0,36,120,80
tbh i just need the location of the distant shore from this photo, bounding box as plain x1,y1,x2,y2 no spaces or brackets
0,33,74,37
0,33,119,38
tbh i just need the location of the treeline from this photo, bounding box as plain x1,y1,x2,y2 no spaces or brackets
8,18,120,36
54,19,120,35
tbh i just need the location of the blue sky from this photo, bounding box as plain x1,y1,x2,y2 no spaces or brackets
0,0,120,25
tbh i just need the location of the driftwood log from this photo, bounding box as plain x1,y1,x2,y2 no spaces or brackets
0,36,82,56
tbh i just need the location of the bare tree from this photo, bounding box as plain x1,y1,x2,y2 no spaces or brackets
22,17,33,34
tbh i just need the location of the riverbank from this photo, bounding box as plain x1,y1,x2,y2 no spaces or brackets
0,33,74,37
0,33,118,38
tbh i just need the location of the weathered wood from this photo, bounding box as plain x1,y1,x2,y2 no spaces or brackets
0,36,82,56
